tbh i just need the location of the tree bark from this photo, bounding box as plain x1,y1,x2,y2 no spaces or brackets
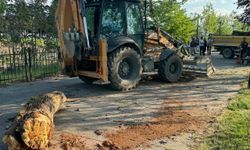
2,91,67,150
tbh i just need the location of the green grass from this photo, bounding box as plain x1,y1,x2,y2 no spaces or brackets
204,88,250,149
31,63,60,78
0,63,60,83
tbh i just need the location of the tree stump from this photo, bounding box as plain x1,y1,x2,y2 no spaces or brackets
3,91,67,150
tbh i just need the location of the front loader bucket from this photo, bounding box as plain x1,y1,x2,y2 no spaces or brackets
183,56,215,77
152,28,215,77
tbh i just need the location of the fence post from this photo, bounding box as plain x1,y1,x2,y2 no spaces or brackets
28,48,32,81
24,47,29,82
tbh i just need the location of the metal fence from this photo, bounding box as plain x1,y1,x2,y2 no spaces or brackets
0,0,63,85
0,42,60,85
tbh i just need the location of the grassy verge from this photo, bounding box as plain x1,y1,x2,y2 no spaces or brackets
204,88,250,149
0,63,60,83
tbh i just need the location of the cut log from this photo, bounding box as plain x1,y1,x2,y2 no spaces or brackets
3,91,67,150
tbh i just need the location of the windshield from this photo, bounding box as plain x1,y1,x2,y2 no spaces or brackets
101,1,126,39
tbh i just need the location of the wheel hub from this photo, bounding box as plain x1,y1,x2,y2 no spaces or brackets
119,61,130,78
225,50,231,55
169,63,177,74
223,48,233,58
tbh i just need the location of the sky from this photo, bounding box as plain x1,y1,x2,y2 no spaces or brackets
182,0,240,16
47,0,241,16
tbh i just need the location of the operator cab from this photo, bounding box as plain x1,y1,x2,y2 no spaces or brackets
86,0,144,54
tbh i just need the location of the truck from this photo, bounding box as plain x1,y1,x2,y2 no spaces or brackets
211,31,250,59
55,0,213,91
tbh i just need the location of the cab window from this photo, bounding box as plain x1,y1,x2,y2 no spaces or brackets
101,1,125,39
126,3,143,35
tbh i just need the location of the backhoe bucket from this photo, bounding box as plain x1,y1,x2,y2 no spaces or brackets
55,0,87,76
183,56,215,77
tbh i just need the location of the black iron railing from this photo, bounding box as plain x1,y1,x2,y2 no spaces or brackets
0,42,61,85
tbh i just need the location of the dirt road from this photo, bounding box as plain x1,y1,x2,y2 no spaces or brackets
0,53,249,149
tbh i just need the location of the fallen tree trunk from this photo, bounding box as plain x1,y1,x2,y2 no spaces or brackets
3,91,67,150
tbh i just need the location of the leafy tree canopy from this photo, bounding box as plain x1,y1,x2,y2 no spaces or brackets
0,0,7,13
191,3,250,36
237,0,250,24
153,0,195,43
201,3,218,34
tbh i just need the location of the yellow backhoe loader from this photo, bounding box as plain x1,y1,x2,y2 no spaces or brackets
56,0,213,91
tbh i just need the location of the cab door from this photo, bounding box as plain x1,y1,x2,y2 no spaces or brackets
126,2,144,51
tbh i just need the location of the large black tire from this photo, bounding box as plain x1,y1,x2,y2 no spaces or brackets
222,48,234,59
108,47,142,91
159,54,183,83
79,76,97,84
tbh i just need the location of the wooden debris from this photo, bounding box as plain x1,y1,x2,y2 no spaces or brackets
2,91,67,150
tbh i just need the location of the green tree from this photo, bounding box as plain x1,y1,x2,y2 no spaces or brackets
29,0,49,35
201,3,218,35
153,0,195,43
217,15,233,35
215,12,250,35
230,12,250,32
0,0,7,34
4,0,31,43
46,0,58,36
237,0,250,24
0,0,7,14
